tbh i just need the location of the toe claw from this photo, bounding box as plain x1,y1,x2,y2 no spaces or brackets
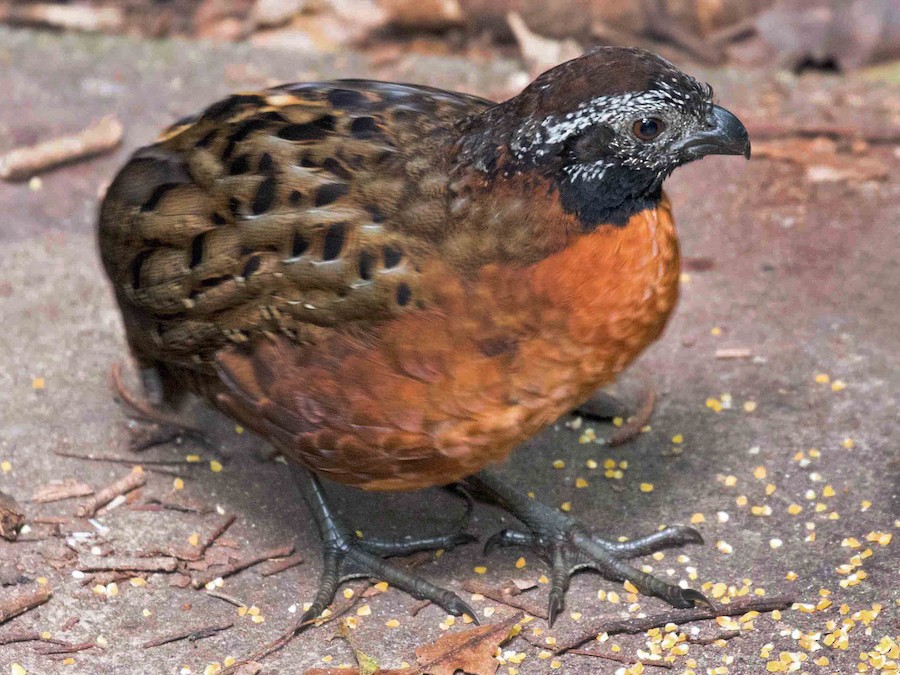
446,595,479,623
679,526,704,546
547,588,564,627
483,530,507,555
299,605,323,626
676,588,713,609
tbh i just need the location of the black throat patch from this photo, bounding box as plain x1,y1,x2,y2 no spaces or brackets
556,164,663,231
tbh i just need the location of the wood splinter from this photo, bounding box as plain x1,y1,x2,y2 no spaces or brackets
715,347,753,360
192,545,294,589
168,514,236,562
0,585,52,626
258,552,304,577
461,579,548,619
77,555,179,574
0,115,123,181
549,595,795,654
142,620,234,649
75,468,146,518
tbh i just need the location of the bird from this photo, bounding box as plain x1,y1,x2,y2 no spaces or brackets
98,46,750,626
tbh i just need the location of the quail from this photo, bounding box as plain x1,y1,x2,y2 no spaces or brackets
98,46,750,625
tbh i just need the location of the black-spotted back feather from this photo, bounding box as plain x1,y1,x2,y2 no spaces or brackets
99,81,495,368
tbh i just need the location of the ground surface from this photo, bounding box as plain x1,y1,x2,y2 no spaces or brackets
0,27,897,675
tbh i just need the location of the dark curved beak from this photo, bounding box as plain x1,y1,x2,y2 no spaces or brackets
674,105,751,160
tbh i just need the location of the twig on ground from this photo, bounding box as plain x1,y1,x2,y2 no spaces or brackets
55,450,194,466
31,479,94,504
715,348,753,360
37,640,100,656
143,496,207,513
258,552,304,577
164,514,236,562
79,571,133,588
142,620,234,649
569,649,673,668
0,586,52,625
60,616,80,631
608,388,656,447
410,598,432,617
30,516,71,525
0,115,122,181
461,579,548,619
221,581,371,673
0,630,69,647
686,629,742,645
546,595,795,654
192,545,294,589
78,555,179,574
193,514,236,559
205,590,248,608
75,468,146,518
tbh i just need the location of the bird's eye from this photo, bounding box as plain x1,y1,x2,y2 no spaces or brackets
632,118,665,141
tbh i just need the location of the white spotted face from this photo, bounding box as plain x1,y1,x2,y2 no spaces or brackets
459,47,749,228
510,74,716,185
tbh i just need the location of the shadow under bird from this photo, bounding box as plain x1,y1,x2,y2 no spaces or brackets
98,46,750,626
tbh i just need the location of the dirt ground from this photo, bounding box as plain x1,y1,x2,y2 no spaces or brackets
0,26,897,675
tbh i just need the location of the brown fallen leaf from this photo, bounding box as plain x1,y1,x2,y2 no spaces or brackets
0,491,25,541
416,612,523,675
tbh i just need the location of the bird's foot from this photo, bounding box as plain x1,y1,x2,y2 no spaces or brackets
467,471,710,626
292,468,478,626
110,363,213,452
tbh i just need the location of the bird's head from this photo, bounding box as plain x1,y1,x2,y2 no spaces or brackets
461,47,750,229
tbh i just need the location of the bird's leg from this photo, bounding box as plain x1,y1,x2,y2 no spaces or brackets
110,363,213,452
573,390,629,421
290,465,477,625
465,470,710,626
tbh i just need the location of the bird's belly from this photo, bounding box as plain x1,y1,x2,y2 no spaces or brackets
426,200,680,481
289,199,680,491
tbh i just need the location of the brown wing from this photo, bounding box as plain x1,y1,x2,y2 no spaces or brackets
98,81,494,369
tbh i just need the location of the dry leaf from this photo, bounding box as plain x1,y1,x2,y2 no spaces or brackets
416,612,523,675
0,491,25,541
